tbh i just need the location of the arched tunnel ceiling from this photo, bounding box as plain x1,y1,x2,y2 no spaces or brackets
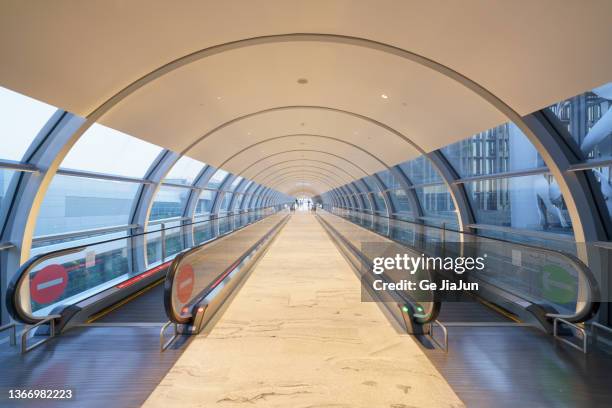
2,1,612,196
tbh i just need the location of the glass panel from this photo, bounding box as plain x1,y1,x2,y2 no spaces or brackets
35,175,139,237
61,123,162,178
441,122,544,177
27,237,134,316
590,167,612,225
146,220,184,265
206,169,229,189
377,170,401,190
194,218,215,245
149,185,190,221
360,193,371,210
0,86,57,162
362,176,379,192
0,169,16,219
164,156,205,185
219,192,233,213
389,189,413,220
465,174,573,235
399,155,442,185
233,194,244,210
195,190,215,215
241,180,253,193
415,184,456,221
229,176,243,191
548,82,612,160
372,192,386,213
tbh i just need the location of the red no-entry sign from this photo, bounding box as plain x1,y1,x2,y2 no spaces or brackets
177,264,195,304
30,264,68,304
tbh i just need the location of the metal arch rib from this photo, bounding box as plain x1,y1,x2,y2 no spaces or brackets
259,169,347,187
255,164,353,185
215,133,397,169
249,158,361,181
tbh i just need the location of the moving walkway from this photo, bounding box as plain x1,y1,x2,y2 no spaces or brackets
316,209,603,353
5,207,288,352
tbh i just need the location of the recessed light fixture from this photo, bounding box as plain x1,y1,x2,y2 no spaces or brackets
297,78,308,84
216,96,222,100
381,94,388,99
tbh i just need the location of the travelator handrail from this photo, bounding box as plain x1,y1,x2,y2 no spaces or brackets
6,208,276,325
316,212,440,325
332,209,600,323
163,212,290,326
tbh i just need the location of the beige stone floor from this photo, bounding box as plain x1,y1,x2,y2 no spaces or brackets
143,212,464,408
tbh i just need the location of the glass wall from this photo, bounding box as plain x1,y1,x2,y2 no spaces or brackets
441,123,544,177
548,82,612,225
35,175,140,237
61,123,162,178
0,86,57,162
206,169,229,189
195,189,215,216
548,82,612,161
164,156,206,185
149,185,190,221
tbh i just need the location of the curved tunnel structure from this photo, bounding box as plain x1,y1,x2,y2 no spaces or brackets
1,2,612,407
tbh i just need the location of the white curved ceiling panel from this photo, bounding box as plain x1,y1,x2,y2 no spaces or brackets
100,41,500,157
238,150,367,182
2,1,610,118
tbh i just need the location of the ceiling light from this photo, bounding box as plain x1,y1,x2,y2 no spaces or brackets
216,96,222,100
297,78,308,84
381,94,388,99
